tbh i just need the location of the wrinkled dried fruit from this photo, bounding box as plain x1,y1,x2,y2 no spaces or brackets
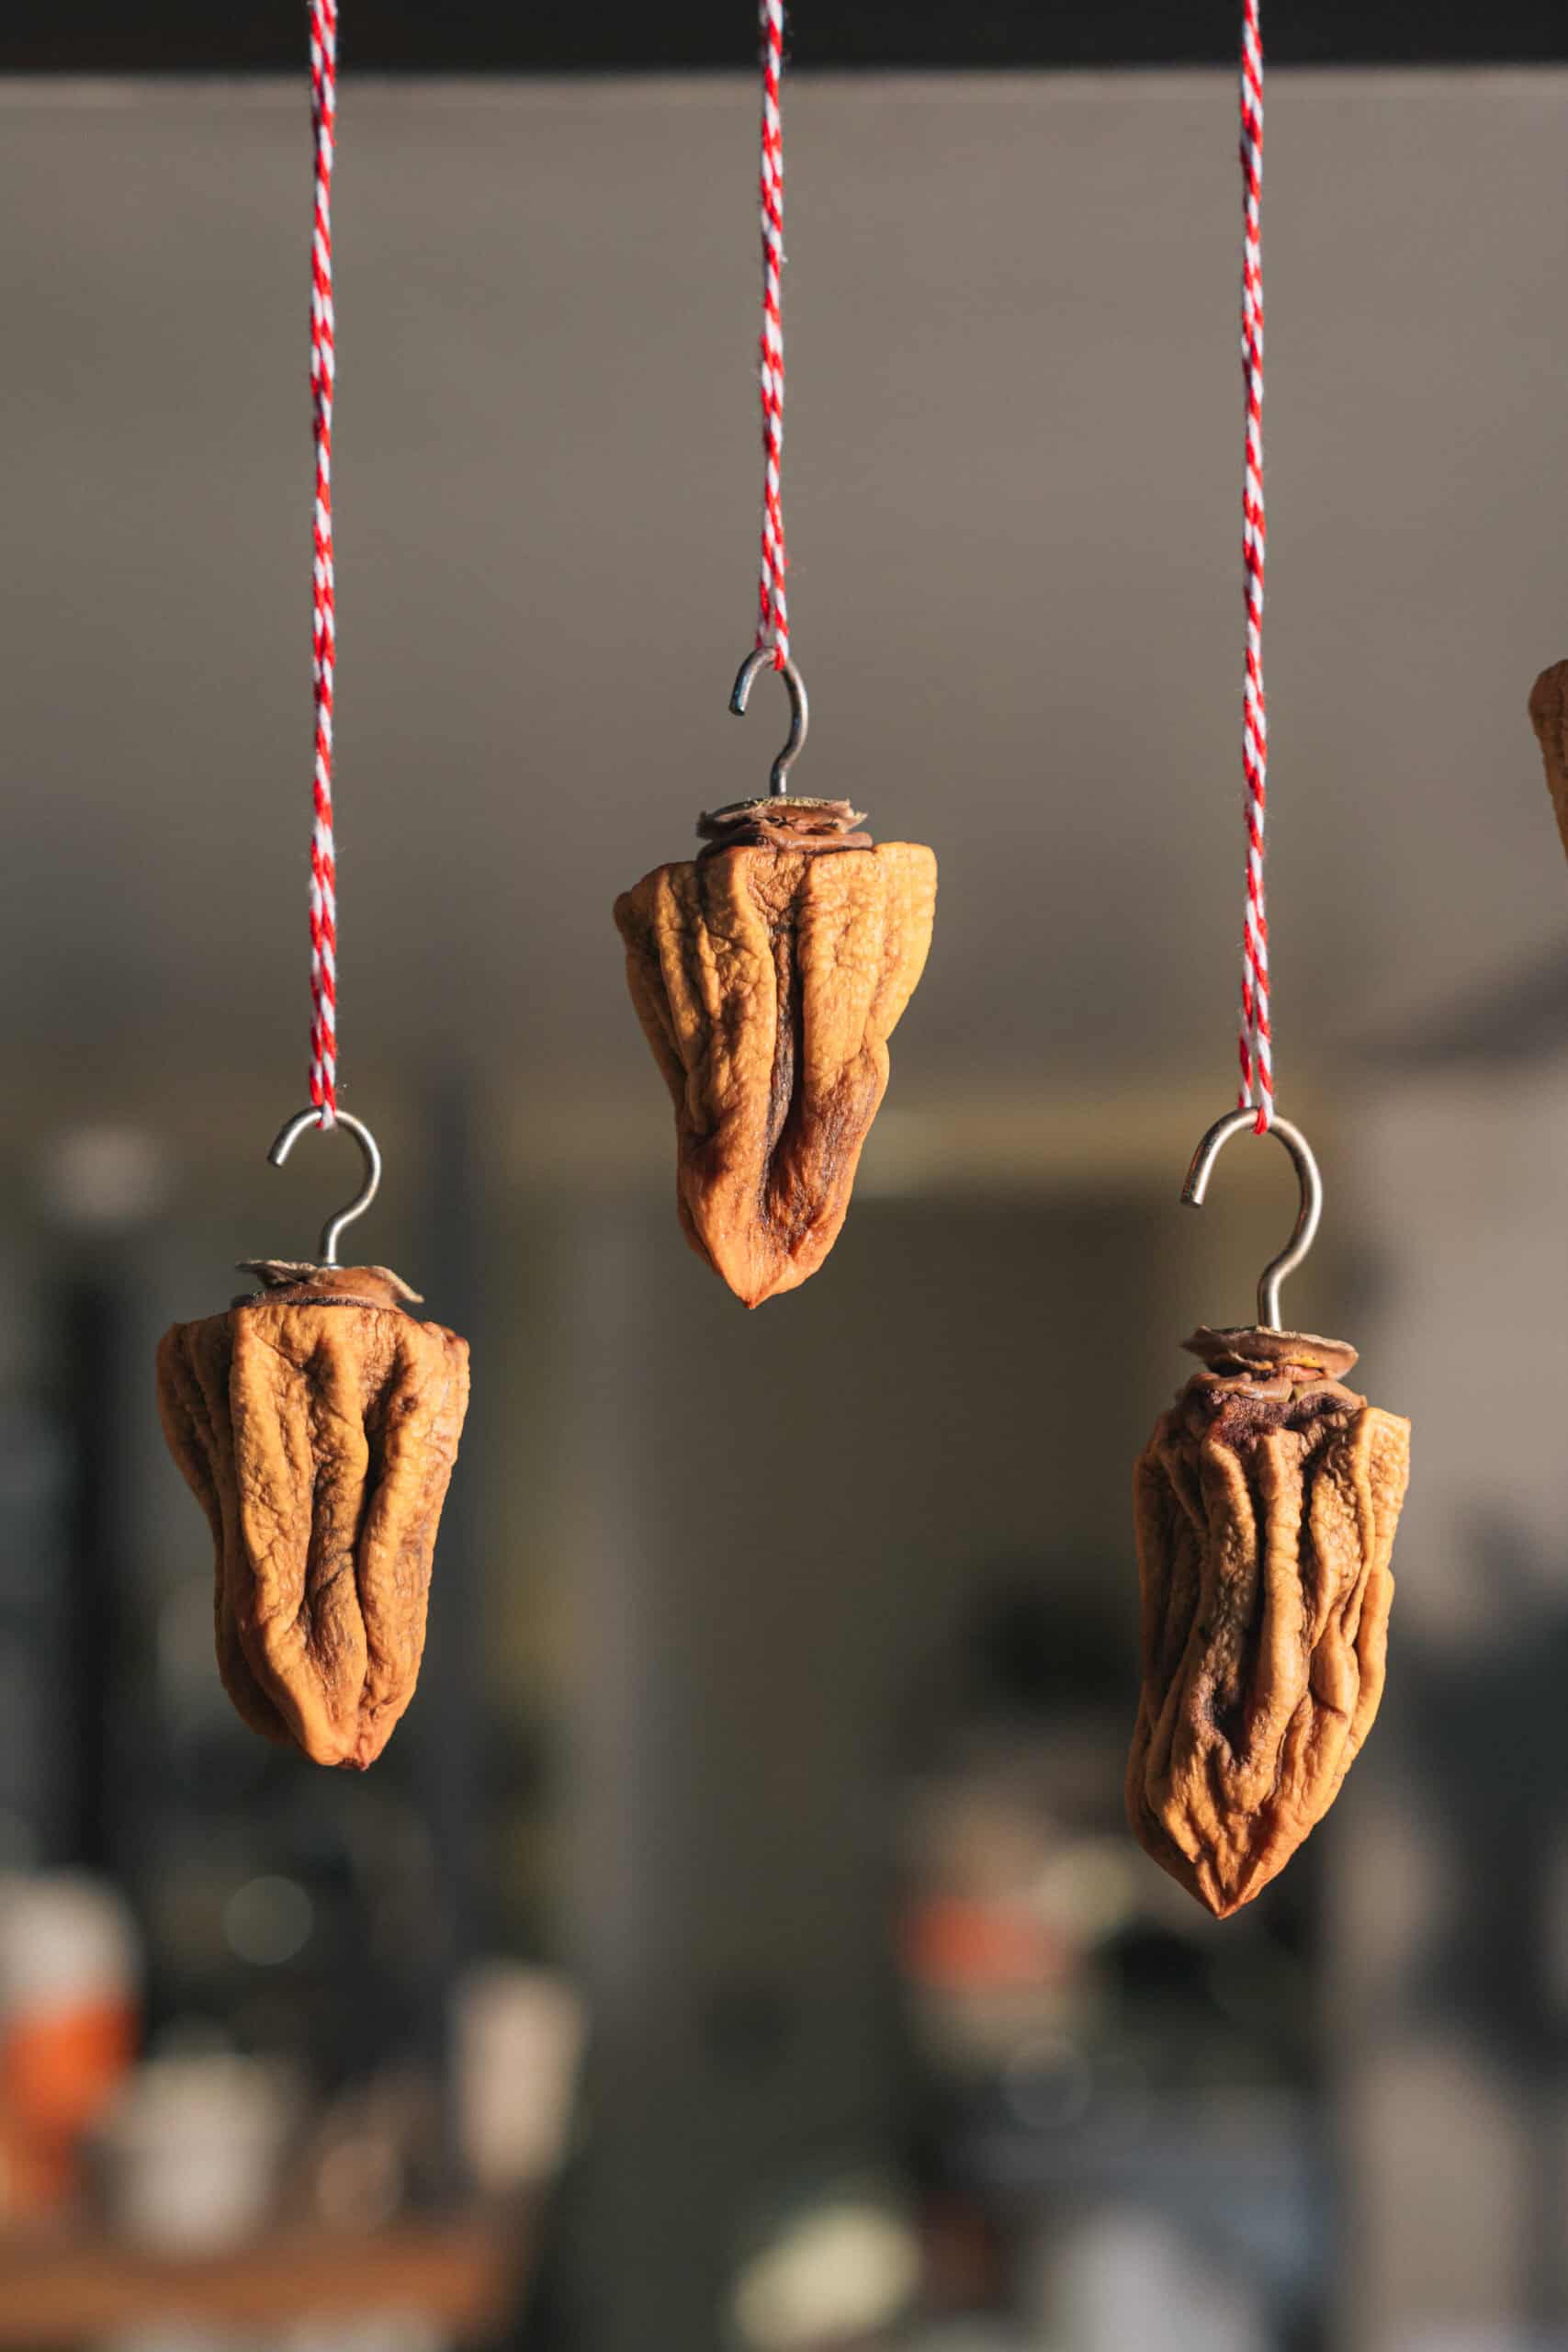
1127,1325,1410,1917
156,1261,469,1770
615,796,937,1306
1529,660,1568,861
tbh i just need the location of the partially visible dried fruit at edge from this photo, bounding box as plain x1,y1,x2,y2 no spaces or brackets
1127,1325,1410,1917
615,796,937,1307
156,1261,469,1770
1529,659,1568,862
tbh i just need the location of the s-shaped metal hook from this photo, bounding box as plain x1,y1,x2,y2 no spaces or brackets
267,1108,382,1268
729,648,809,795
1181,1109,1323,1332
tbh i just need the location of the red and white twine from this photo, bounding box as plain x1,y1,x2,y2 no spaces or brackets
308,0,339,1125
753,0,789,669
1236,0,1271,1129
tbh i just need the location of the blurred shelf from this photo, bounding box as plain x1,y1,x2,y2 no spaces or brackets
0,2211,534,2346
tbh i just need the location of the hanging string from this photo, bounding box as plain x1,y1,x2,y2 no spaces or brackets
1236,0,1271,1131
753,0,789,670
308,0,340,1125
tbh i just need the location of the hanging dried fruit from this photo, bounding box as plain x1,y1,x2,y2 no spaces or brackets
621,14,936,1307
1125,1114,1410,1917
1127,1323,1410,1917
1529,659,1568,861
157,1253,468,1772
157,1258,468,1771
1120,11,1413,1918
615,793,937,1307
155,29,469,1771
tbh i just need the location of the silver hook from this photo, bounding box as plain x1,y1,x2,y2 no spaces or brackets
729,649,809,795
267,1108,382,1267
1180,1109,1323,1332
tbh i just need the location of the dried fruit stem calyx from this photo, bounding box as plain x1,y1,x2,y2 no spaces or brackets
1127,1325,1410,1917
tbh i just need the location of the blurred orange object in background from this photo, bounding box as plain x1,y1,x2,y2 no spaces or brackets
0,1875,138,2222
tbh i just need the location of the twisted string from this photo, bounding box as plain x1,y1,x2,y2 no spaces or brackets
308,0,339,1125
1237,0,1272,1130
753,0,789,668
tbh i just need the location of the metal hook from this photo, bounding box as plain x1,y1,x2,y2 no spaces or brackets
729,649,809,795
1180,1108,1323,1332
267,1107,382,1267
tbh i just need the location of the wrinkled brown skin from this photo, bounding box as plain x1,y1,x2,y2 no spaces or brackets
1127,1326,1410,1917
156,1263,469,1770
614,798,938,1307
1529,660,1568,862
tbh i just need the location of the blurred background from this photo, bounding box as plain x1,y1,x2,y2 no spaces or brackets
2,7,1567,2350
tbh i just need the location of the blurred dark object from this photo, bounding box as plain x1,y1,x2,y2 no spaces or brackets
8,0,1568,73
1393,1515,1568,2335
0,1351,73,1871
59,1279,128,1872
893,1576,1328,2349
